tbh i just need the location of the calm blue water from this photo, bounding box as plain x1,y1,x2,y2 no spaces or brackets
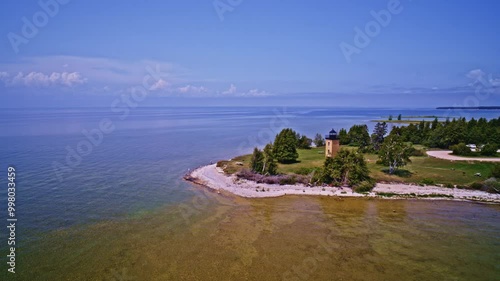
0,107,499,244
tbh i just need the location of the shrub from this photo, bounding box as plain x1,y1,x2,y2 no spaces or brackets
310,168,324,184
443,183,454,189
420,178,435,186
376,192,396,197
279,175,297,185
483,178,500,193
450,143,471,156
491,164,500,178
294,167,315,175
408,147,426,157
468,182,483,190
353,180,376,193
216,160,228,168
481,143,498,156
322,149,370,186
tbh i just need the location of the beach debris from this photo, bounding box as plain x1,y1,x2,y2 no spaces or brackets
474,173,481,177
235,162,244,166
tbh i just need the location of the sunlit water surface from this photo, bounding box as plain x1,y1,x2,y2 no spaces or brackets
0,107,499,280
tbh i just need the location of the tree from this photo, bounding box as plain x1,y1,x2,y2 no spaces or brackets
450,143,471,156
397,114,402,121
323,149,370,186
338,128,350,145
481,143,498,156
348,125,371,152
250,148,264,173
388,115,393,121
313,133,325,147
273,128,299,163
262,143,277,175
431,117,439,130
378,135,412,174
372,122,388,151
297,135,312,149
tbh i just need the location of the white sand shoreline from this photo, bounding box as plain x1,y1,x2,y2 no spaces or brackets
184,164,500,203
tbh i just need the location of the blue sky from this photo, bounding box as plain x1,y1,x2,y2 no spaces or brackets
0,0,499,107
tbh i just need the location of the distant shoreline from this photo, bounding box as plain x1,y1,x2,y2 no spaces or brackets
437,106,500,110
184,164,500,203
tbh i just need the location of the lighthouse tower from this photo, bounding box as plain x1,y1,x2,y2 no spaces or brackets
325,129,340,158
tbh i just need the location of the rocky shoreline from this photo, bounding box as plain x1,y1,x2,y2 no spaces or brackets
184,164,500,203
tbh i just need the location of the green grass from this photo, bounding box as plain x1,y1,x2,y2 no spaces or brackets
277,147,325,174
216,154,251,174
365,154,495,185
217,146,497,186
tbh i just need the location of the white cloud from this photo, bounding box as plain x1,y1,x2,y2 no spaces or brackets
222,84,237,95
431,87,438,90
4,71,87,87
466,69,485,80
490,78,500,87
0,72,9,81
0,56,180,86
466,69,500,88
177,85,207,93
245,89,269,96
219,84,270,97
149,79,170,91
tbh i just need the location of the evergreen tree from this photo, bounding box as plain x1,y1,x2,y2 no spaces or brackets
262,143,278,175
297,135,312,149
323,149,370,186
250,148,264,173
273,128,299,163
431,117,439,130
372,122,388,151
338,128,350,145
347,125,371,152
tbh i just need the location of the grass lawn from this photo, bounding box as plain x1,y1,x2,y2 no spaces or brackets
218,146,497,186
365,154,495,186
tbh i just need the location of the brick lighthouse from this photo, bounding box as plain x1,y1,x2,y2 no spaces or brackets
325,129,340,158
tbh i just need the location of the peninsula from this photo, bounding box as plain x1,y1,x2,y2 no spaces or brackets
186,119,500,203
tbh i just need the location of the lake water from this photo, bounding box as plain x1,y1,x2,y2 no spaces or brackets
0,107,499,280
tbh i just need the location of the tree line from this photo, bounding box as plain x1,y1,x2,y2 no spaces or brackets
391,117,500,149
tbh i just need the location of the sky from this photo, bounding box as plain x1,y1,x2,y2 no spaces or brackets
0,0,499,108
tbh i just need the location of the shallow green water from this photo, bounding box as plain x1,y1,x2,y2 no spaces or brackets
8,191,500,281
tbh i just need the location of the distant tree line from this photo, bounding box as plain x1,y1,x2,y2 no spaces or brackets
337,117,500,151
391,117,500,148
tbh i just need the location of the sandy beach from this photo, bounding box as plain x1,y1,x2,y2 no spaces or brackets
185,164,500,203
